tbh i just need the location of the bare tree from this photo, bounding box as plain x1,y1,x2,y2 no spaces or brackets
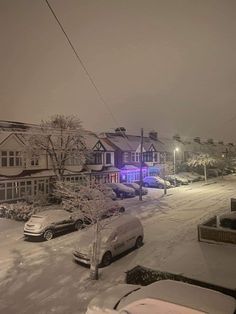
29,115,87,180
188,153,216,183
54,179,123,280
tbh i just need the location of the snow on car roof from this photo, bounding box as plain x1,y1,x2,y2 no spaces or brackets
120,297,206,314
117,280,236,314
34,209,68,217
78,214,141,243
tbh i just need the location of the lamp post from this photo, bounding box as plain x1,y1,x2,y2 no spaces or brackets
173,147,179,175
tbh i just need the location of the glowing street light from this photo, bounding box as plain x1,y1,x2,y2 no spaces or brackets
173,147,179,175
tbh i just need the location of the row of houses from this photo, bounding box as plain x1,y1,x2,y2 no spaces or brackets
0,121,235,203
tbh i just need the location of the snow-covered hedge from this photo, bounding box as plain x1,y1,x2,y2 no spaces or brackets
0,202,36,221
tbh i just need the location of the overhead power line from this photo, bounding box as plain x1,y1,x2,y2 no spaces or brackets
44,0,133,150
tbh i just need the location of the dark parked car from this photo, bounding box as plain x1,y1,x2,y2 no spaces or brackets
123,182,148,195
106,183,136,198
220,212,236,230
24,209,85,241
165,174,189,186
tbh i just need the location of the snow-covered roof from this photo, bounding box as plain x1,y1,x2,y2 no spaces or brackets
84,131,115,151
103,133,165,152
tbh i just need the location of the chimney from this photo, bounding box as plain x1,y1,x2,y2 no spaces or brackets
207,138,214,144
173,134,181,142
194,137,201,144
115,127,126,136
149,130,158,141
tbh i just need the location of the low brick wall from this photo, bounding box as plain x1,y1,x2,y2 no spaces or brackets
198,216,236,245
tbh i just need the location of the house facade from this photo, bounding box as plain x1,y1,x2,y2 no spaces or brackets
101,129,167,183
0,122,119,203
1,120,235,203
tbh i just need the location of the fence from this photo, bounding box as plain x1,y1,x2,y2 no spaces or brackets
198,216,236,245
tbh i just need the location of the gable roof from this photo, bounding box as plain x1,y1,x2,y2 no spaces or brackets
84,131,115,151
103,132,165,152
0,132,26,147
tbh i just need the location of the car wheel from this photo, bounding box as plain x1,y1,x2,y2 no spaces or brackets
144,183,149,187
74,220,83,230
43,229,54,241
119,207,125,213
135,236,143,249
101,251,112,267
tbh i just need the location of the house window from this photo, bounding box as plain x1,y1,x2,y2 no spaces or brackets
135,153,140,162
143,152,153,162
66,156,80,166
0,179,50,202
94,152,102,164
154,153,158,162
131,152,135,162
0,151,22,167
31,155,39,166
106,153,111,164
123,152,129,163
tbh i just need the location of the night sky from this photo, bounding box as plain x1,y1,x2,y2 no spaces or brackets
1,0,236,141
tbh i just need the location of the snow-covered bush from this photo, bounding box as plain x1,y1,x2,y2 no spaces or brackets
0,202,38,221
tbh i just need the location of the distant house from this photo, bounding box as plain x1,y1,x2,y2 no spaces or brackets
0,121,119,203
101,128,166,183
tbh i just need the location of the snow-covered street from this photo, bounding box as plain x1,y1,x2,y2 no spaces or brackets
0,176,236,314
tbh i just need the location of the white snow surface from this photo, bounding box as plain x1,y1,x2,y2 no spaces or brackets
1,175,236,314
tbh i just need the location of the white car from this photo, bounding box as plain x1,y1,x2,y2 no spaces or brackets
86,280,236,314
142,176,171,188
73,214,143,266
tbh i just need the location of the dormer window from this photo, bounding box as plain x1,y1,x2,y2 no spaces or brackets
31,155,39,166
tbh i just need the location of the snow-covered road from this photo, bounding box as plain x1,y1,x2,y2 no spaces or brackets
0,176,236,314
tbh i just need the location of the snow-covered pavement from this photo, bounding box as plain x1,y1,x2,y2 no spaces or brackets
0,176,236,313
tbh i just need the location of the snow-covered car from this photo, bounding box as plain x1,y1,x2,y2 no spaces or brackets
106,183,136,198
73,214,143,267
24,209,85,241
103,186,117,200
220,212,236,230
165,174,189,186
207,168,220,177
86,279,236,314
142,176,171,189
123,182,148,195
177,172,204,182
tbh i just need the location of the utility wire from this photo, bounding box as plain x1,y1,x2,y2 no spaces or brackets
44,0,133,147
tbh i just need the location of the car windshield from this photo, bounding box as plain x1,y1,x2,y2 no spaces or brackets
29,215,45,222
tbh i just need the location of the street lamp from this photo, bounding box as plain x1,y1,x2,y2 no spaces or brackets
173,147,179,175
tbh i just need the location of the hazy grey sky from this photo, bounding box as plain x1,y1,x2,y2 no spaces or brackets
1,0,236,141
